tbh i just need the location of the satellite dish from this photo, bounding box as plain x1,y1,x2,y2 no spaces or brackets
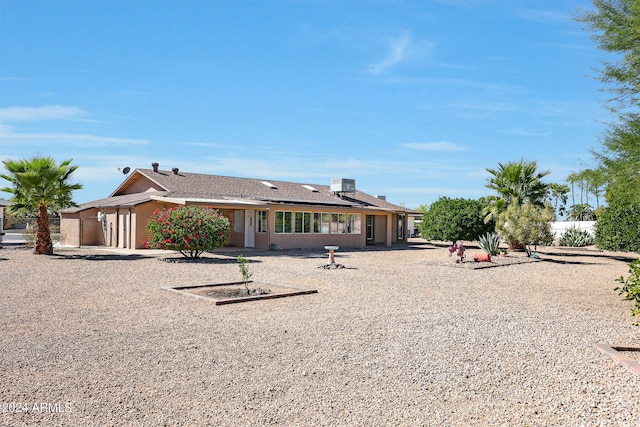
121,166,131,175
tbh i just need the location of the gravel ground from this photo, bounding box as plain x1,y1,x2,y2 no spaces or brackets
1,240,639,426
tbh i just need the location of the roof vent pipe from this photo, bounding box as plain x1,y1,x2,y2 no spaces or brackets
172,167,179,175
152,162,159,173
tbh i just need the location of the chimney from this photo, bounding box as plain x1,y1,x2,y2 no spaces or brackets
152,162,159,173
377,195,387,201
172,167,179,175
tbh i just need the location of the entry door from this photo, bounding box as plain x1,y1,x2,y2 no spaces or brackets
244,210,255,248
366,215,374,242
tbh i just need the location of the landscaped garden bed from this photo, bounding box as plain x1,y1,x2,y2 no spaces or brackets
162,281,318,305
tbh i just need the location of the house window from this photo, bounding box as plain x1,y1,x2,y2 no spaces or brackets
257,210,267,233
314,213,330,234
331,213,347,234
234,210,244,233
295,212,312,233
347,214,362,234
275,211,292,233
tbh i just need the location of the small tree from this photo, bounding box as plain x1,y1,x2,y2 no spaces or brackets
237,254,254,295
496,200,554,256
420,197,494,243
145,205,230,258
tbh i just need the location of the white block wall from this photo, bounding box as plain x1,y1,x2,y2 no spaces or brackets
550,221,596,238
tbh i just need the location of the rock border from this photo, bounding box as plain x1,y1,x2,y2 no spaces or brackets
162,280,318,305
594,343,640,378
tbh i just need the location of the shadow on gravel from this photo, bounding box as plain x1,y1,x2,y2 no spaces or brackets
541,258,604,266
537,250,637,263
55,254,153,261
161,256,263,265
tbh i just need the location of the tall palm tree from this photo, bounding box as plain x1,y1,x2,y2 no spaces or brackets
545,183,570,218
483,159,550,223
1,157,82,254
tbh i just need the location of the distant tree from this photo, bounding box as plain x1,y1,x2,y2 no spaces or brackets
545,183,570,218
566,203,597,221
420,197,494,243
0,157,82,255
582,168,606,209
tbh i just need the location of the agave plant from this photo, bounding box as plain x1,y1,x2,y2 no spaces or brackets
478,231,501,255
559,226,594,247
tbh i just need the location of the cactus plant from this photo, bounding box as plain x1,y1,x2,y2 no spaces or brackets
477,232,501,255
559,226,594,247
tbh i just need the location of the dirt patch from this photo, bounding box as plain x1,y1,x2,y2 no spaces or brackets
189,283,284,299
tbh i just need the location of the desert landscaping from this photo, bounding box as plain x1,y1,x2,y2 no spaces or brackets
1,240,639,426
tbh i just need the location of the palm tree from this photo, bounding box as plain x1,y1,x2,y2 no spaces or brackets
483,159,550,223
545,183,570,218
1,157,82,255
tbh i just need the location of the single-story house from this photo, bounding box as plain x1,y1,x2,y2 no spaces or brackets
60,165,419,250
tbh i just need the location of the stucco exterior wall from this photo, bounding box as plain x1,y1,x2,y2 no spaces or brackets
64,201,407,251
60,215,80,247
60,209,103,247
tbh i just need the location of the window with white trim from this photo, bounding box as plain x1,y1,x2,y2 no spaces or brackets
274,211,292,233
257,210,267,233
295,212,312,233
233,210,244,233
314,213,330,234
347,213,362,234
331,213,347,234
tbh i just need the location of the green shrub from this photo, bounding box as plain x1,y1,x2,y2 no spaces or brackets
145,205,230,258
559,226,594,247
615,258,640,325
478,232,501,255
420,197,494,243
595,200,640,253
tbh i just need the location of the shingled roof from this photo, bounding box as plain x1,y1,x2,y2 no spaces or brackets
115,168,410,211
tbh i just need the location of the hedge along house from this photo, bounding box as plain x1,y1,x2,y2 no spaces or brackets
60,165,416,250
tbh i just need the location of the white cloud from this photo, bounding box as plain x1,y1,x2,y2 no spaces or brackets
515,9,569,24
0,105,87,122
500,127,552,137
0,128,149,147
402,141,468,151
368,31,413,75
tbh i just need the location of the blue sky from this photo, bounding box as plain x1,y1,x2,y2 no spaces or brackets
0,0,609,208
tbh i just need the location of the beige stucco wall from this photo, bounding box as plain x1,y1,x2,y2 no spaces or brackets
60,209,104,247
60,215,80,247
117,177,164,195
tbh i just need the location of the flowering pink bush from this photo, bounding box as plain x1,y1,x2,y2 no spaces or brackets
144,205,230,258
448,241,466,263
